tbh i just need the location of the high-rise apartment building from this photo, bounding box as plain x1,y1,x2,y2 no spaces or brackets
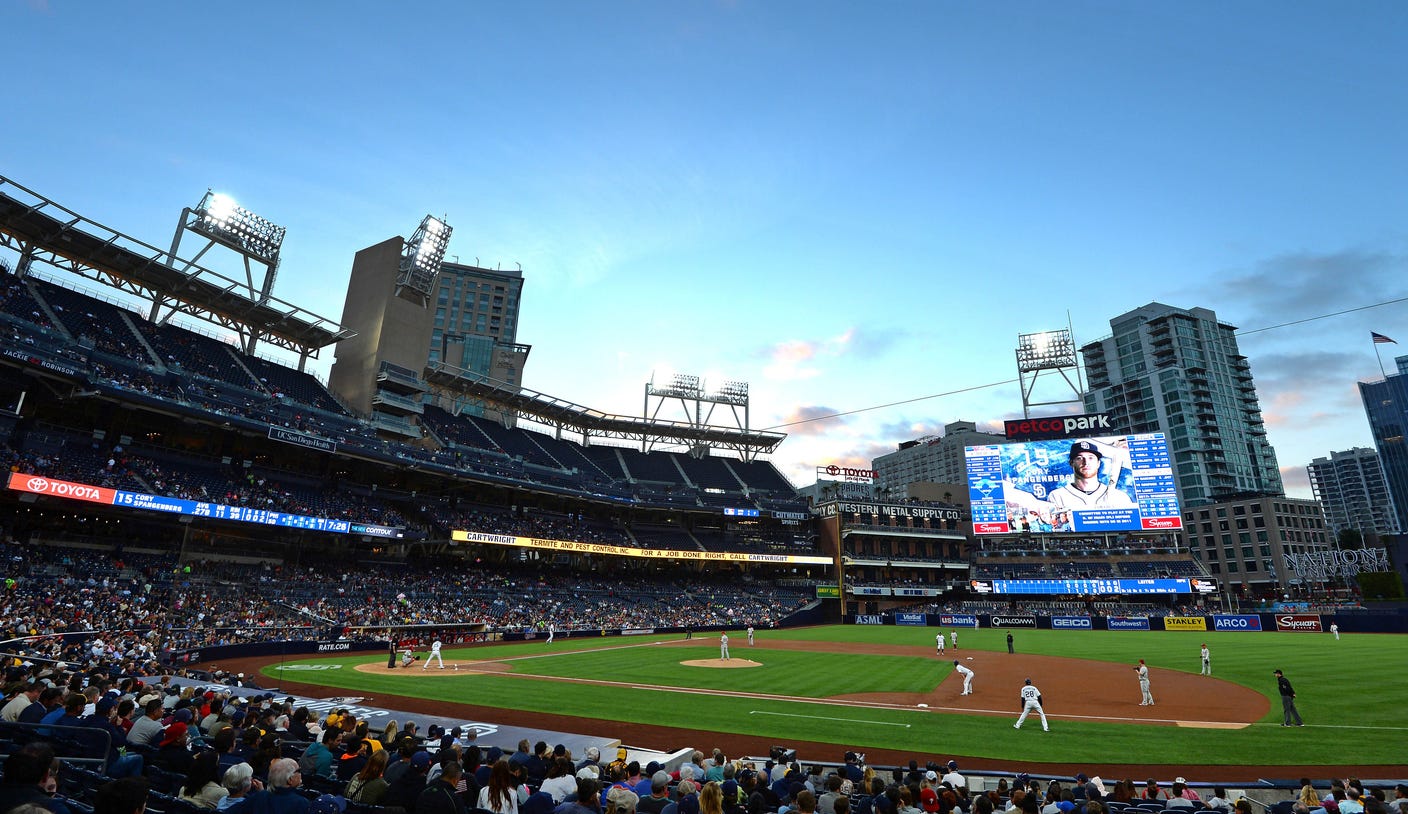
1180,495,1331,590
873,421,1005,498
1307,447,1400,540
1358,353,1408,534
1080,303,1283,507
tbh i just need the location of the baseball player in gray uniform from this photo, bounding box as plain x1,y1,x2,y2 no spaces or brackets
1014,678,1048,730
1135,659,1153,705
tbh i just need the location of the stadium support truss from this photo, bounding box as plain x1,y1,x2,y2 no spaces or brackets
645,374,755,458
424,361,785,459
0,175,352,369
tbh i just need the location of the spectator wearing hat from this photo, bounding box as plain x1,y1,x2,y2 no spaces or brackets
152,721,195,774
1174,779,1201,803
637,773,673,814
942,763,965,793
918,773,941,814
128,698,167,750
385,751,433,812
82,696,144,779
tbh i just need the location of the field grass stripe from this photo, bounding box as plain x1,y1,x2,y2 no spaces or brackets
749,711,910,728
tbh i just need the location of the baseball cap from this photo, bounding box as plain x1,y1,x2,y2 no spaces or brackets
174,708,194,723
1069,441,1102,459
948,761,958,770
159,722,188,747
678,796,701,814
1174,778,1187,785
925,771,938,781
96,698,116,714
310,795,348,814
411,751,432,769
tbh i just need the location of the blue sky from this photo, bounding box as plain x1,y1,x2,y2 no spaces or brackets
3,1,1407,497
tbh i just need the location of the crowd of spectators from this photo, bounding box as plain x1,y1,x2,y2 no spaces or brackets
5,676,1407,814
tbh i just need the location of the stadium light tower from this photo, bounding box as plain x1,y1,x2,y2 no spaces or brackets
644,373,755,458
395,214,452,305
170,190,286,303
1015,327,1084,418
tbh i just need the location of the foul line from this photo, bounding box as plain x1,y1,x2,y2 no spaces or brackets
750,710,910,728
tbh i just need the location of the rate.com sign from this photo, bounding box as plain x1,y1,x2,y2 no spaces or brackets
1276,613,1323,633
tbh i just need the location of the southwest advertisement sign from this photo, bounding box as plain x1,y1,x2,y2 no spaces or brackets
452,530,831,565
1051,616,1093,630
895,613,927,626
939,614,978,628
1107,616,1151,631
1163,616,1208,631
989,615,1037,628
965,433,1182,535
1276,614,1323,633
1213,614,1263,631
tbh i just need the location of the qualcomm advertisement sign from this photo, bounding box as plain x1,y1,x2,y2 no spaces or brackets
1213,614,1263,631
1051,616,1093,630
989,615,1037,628
895,613,927,626
1107,616,1151,631
939,614,978,628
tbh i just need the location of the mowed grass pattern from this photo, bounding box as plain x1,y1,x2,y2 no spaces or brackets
262,626,1408,768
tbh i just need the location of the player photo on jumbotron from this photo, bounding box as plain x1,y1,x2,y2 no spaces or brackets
964,433,1182,535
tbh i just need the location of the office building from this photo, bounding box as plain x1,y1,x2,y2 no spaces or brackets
873,421,1005,500
1181,495,1331,591
1080,303,1283,507
1358,353,1408,534
1307,447,1400,540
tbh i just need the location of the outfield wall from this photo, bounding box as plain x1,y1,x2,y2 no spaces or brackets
847,609,1408,633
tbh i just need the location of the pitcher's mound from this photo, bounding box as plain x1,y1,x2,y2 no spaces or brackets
681,659,762,669
354,661,510,676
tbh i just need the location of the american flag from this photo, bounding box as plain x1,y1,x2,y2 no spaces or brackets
1372,332,1397,344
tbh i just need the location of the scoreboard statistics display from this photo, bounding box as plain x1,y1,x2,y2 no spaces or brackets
969,577,1217,595
965,432,1182,535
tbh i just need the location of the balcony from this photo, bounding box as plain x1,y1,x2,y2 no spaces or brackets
371,388,425,416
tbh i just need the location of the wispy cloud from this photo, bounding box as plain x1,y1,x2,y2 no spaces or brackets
760,328,857,381
773,405,847,436
1280,465,1311,494
1213,248,1407,330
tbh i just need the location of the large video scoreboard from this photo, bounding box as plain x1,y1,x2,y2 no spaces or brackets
965,432,1182,535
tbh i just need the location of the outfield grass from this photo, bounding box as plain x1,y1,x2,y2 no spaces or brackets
261,626,1408,767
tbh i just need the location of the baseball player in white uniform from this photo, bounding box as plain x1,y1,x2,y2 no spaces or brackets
1014,678,1048,730
1135,659,1153,705
953,660,974,695
950,629,958,649
936,632,945,656
424,639,444,669
1200,644,1211,676
545,626,555,644
1330,623,1339,640
747,625,755,646
720,633,730,660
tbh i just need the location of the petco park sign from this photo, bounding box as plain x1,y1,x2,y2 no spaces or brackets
1004,413,1112,441
816,465,878,484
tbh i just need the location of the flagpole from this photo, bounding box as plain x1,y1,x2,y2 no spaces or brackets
1374,341,1386,378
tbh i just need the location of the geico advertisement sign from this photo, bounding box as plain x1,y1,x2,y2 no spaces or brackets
1051,616,1093,630
1213,615,1263,631
1163,616,1207,631
989,615,1037,628
1276,614,1323,632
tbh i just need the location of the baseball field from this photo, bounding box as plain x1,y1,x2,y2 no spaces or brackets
244,624,1408,775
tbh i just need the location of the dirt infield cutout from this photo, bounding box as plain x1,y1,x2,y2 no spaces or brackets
353,661,511,676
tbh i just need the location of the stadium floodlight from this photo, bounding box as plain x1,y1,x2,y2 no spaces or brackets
188,190,286,266
1016,329,1077,373
712,379,750,404
397,214,453,299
